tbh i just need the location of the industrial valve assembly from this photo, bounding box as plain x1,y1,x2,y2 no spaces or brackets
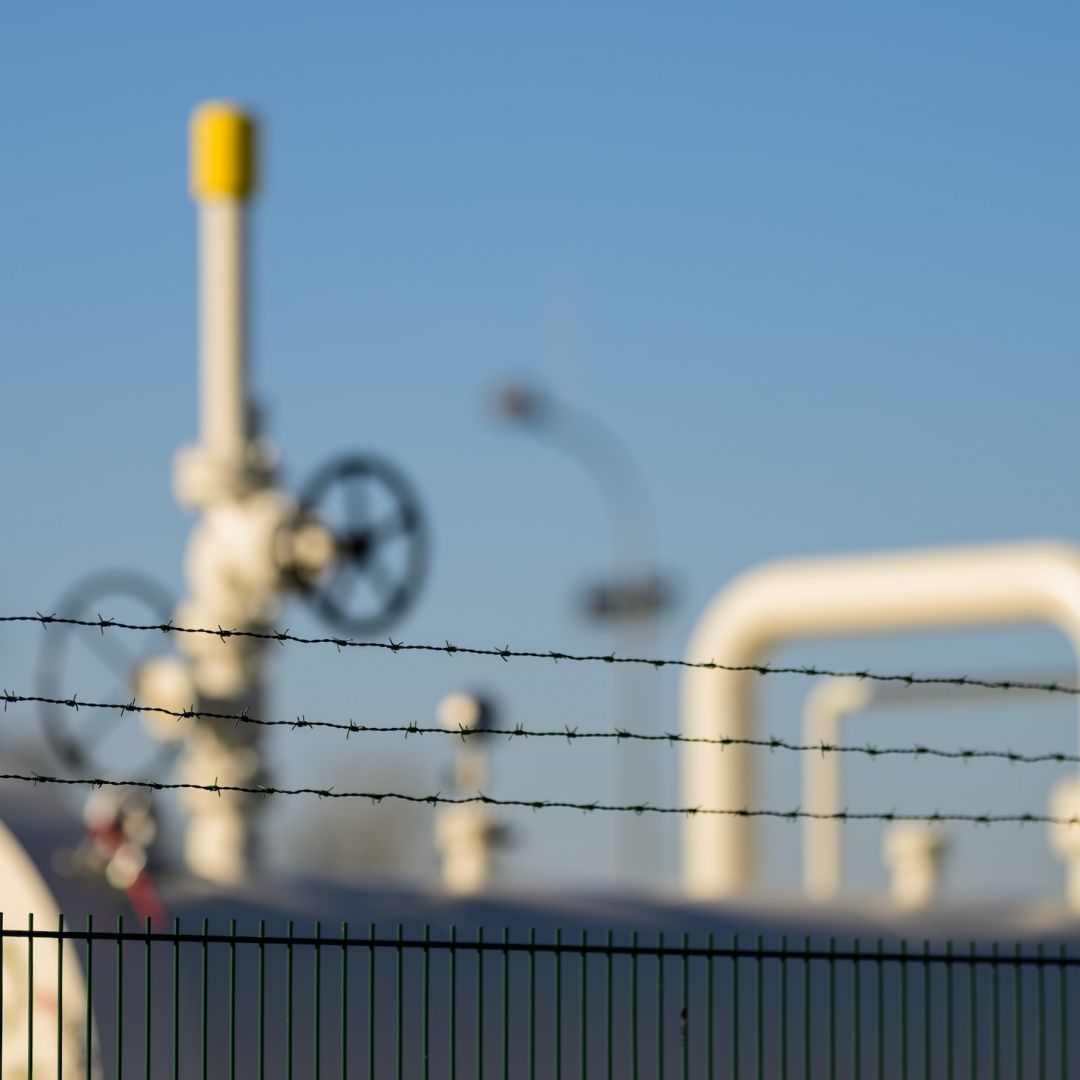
36,102,429,885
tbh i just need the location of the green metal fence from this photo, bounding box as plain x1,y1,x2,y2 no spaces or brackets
1,914,1077,1077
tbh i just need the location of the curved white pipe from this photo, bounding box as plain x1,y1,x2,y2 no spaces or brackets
681,540,1080,899
802,676,1071,903
801,678,873,901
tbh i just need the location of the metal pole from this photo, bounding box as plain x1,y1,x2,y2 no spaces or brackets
493,385,667,884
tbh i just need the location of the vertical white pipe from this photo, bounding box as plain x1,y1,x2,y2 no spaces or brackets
801,680,873,901
176,102,265,885
436,695,496,893
801,679,1065,903
198,199,248,460
681,656,758,895
882,823,948,906
189,100,255,473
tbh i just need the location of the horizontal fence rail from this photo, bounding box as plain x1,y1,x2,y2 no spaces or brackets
1,916,1076,1078
6,611,1080,698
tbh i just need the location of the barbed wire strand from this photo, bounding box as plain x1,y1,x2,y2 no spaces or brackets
6,612,1080,697
8,689,1080,767
0,768,1077,826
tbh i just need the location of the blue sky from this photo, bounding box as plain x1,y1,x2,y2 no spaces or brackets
2,4,1079,900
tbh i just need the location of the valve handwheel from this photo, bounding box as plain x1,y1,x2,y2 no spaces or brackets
296,453,428,635
35,570,180,779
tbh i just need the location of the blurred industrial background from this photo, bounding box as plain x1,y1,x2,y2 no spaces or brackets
1,7,1080,1074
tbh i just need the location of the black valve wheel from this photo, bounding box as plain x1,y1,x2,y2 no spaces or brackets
35,570,179,779
296,453,428,635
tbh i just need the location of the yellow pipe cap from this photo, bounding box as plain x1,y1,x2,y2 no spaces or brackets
190,101,256,200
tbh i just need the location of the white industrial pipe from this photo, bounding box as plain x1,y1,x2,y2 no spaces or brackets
198,197,249,463
801,678,872,902
434,693,502,894
803,679,953,907
162,103,334,883
681,541,1080,899
882,822,949,908
179,101,261,495
802,677,1071,903
170,102,269,884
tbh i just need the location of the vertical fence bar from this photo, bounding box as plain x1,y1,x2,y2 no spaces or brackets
876,939,884,1080
631,931,639,1080
946,941,954,1080
828,936,836,1080
1059,945,1067,1080
200,920,210,1080
778,935,786,1080
172,917,179,1080
529,928,536,1080
341,922,349,1080
1037,944,1045,1080
630,928,635,1080
229,918,237,1080
200,917,208,1080
806,936,813,1080
709,933,717,1080
657,932,665,1080
315,922,323,1080
923,941,931,1080
286,920,294,1080
58,913,64,1080
1015,943,1023,1080
853,939,861,1080
970,942,978,1080
555,928,562,1080
580,930,588,1080
144,916,151,1080
992,942,1000,1080
85,914,92,1080
900,938,909,1080
449,926,456,1080
757,933,765,1080
503,928,509,1080
115,914,122,1080
397,924,404,1080
27,912,34,1080
606,930,614,1080
477,927,484,1080
424,925,431,1080
258,920,265,1080
683,932,690,1080
731,933,739,1080
370,922,378,1080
